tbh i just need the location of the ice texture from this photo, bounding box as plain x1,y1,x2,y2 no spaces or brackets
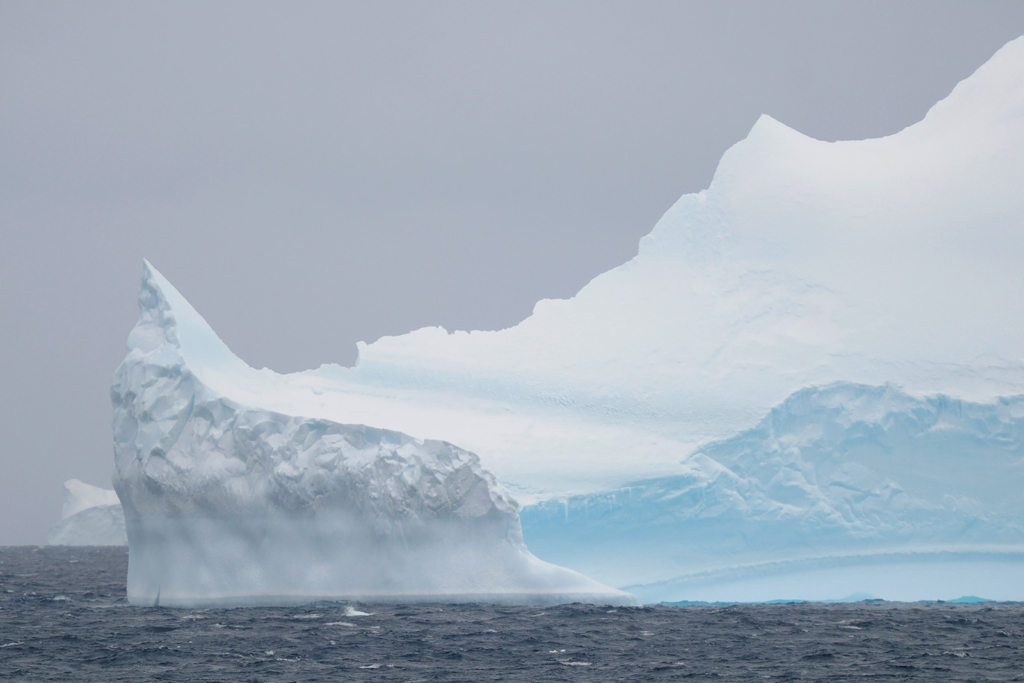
111,265,633,607
47,480,127,546
519,383,1024,601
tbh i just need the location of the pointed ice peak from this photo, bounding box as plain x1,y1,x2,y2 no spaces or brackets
706,34,1024,199
136,260,249,377
710,111,823,181
746,113,810,141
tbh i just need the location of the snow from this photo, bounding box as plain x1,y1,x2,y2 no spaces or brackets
47,480,126,546
113,35,1024,602
111,266,634,607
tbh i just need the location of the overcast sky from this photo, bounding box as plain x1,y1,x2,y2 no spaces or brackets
3,1,1024,544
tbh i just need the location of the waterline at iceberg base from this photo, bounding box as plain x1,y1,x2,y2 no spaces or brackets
623,550,1024,604
111,263,634,607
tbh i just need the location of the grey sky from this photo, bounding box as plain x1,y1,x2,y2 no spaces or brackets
3,1,1024,544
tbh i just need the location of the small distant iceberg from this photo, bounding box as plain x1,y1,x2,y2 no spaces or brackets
943,596,993,604
47,479,127,546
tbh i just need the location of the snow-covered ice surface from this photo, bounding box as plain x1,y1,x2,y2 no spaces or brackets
114,35,1024,602
154,36,1024,503
111,265,633,607
47,480,127,546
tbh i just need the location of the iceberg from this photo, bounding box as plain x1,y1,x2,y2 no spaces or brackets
111,265,634,607
47,479,127,546
112,35,1024,602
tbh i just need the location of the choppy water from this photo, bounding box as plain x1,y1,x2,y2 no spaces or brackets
2,547,1023,681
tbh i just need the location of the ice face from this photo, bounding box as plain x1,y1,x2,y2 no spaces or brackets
47,480,127,546
519,383,1024,601
111,264,634,607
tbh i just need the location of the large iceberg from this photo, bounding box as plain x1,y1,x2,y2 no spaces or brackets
47,479,127,546
112,265,633,607
114,35,1024,602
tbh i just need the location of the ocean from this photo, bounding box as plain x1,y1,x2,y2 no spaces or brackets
2,546,1022,681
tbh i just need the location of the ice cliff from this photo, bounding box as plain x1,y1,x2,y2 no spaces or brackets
110,264,633,607
520,383,1024,601
47,479,127,546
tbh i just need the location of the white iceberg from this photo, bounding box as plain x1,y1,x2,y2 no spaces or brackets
113,35,1024,603
111,265,634,607
47,479,127,546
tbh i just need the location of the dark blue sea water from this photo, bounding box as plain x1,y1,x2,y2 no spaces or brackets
2,547,1023,682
